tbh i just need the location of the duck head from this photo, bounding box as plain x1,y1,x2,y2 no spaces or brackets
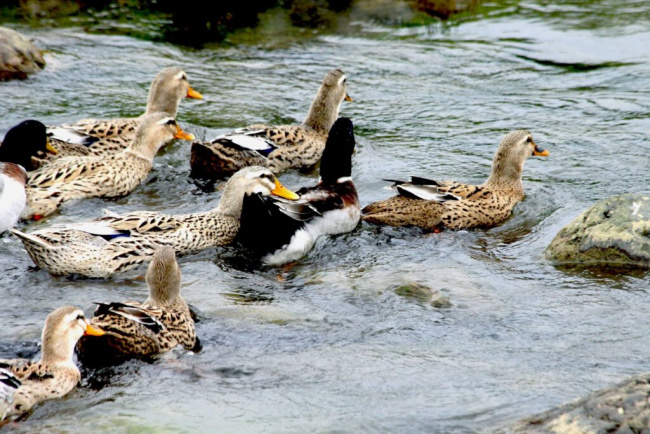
485,130,548,189
145,246,182,308
129,112,194,162
303,68,352,133
145,67,203,118
320,117,356,184
40,306,104,365
0,120,58,171
217,166,299,217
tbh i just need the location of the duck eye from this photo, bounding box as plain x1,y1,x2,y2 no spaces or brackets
76,314,84,321
526,136,532,144
166,119,176,126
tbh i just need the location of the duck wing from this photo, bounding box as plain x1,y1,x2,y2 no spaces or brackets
93,302,164,333
383,177,460,202
212,127,277,156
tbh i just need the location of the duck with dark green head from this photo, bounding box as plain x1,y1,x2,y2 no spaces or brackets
0,120,58,171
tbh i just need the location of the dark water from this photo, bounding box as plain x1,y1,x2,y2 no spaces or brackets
1,1,649,432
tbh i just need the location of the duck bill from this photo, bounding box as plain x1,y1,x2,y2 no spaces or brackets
84,322,106,337
45,140,59,155
533,144,549,157
271,179,300,200
344,93,353,102
174,125,195,141
186,86,203,100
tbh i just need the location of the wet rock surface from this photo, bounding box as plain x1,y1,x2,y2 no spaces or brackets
0,27,45,80
546,193,650,268
502,372,650,433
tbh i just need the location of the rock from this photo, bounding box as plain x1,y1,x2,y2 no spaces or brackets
500,372,650,433
0,27,45,81
393,281,452,308
546,193,650,268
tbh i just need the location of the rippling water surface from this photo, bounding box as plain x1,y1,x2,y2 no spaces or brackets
1,1,649,432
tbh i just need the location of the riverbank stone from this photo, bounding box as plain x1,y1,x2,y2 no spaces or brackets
501,372,650,433
0,27,45,80
546,193,650,268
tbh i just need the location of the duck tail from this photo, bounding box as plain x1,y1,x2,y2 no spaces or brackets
10,229,54,249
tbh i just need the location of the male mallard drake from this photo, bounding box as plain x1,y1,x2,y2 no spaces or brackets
0,306,104,423
46,66,203,159
21,113,194,220
0,163,27,233
238,118,360,265
190,68,351,178
11,166,299,277
0,120,59,171
362,130,549,230
76,246,199,366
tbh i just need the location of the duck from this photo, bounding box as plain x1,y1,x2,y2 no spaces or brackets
362,130,549,230
45,66,203,160
238,117,360,265
0,163,27,233
11,166,299,277
0,120,59,171
190,68,351,178
76,246,199,366
0,369,21,420
0,306,104,423
21,112,195,220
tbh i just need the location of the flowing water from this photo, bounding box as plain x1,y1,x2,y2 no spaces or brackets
1,1,649,432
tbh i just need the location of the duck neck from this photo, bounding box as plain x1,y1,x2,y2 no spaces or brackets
302,89,340,133
484,158,525,195
216,186,245,218
40,337,74,367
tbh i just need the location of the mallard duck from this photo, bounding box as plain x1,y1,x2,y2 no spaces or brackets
0,120,59,171
0,369,21,420
0,163,27,233
190,68,351,178
238,117,360,265
0,306,104,423
11,166,299,277
21,113,195,220
362,130,549,230
76,246,199,366
46,66,203,159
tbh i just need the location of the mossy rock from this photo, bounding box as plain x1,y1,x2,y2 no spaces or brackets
501,372,650,433
0,27,45,81
546,193,650,269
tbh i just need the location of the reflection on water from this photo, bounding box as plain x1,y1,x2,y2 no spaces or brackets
1,0,650,431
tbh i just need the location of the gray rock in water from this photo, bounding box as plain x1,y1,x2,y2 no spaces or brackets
0,27,45,81
546,193,650,268
500,372,650,433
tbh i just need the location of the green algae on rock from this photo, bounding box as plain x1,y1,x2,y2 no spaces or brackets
546,193,650,269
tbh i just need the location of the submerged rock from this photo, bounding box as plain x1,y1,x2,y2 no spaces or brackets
546,193,650,268
0,27,45,81
502,372,650,433
393,281,452,308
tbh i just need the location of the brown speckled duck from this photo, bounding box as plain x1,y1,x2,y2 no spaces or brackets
190,68,351,178
76,246,199,366
0,306,104,423
21,113,194,220
11,166,299,278
362,130,549,230
46,66,202,159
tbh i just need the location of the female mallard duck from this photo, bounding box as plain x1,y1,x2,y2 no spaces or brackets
238,118,360,265
0,306,104,423
46,66,203,159
362,130,549,230
76,246,199,366
21,113,195,220
190,68,351,178
0,120,59,171
11,166,299,277
0,369,21,420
